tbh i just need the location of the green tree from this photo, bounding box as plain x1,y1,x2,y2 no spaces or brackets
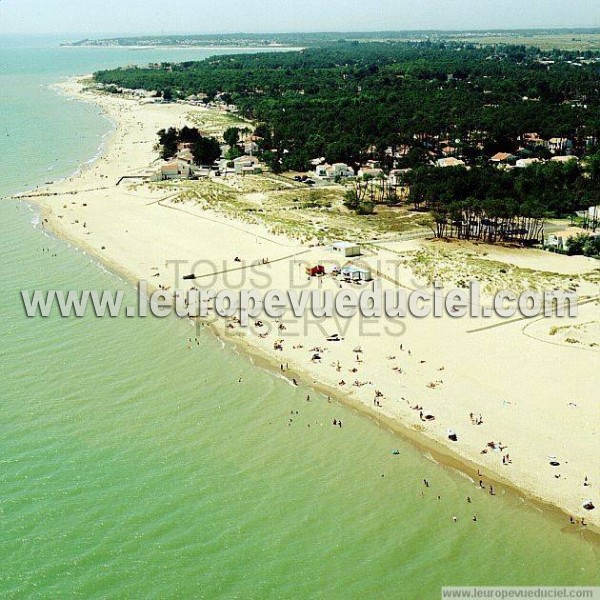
223,127,240,148
192,136,222,165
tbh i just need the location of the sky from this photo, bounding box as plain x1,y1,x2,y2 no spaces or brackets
0,0,598,36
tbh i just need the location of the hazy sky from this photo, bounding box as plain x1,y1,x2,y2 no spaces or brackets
0,0,598,36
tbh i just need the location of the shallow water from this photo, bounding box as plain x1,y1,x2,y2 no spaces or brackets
0,36,598,598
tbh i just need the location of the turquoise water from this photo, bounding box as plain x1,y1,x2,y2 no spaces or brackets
0,36,598,598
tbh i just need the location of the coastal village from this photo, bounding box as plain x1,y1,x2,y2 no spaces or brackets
20,73,600,533
130,83,600,254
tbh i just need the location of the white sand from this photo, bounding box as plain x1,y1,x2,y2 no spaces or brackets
24,79,600,530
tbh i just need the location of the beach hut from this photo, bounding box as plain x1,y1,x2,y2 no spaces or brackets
341,265,372,282
332,241,361,257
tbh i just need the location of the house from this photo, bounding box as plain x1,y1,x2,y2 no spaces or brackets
441,145,459,157
547,138,570,154
490,152,515,164
388,168,411,186
316,163,355,179
358,167,384,178
233,155,261,175
436,157,465,168
332,241,361,258
341,265,372,282
521,133,547,148
385,145,410,158
331,163,355,178
218,158,234,174
515,158,542,168
365,159,381,169
177,149,194,164
550,155,578,163
315,163,333,178
158,160,192,180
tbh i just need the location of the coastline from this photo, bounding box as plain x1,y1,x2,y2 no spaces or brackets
16,75,600,534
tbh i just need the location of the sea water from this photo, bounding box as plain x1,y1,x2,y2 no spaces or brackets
0,35,598,598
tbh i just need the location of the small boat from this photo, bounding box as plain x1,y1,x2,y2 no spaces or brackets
183,274,196,280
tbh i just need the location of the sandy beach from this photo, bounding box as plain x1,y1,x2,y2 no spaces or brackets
20,77,600,531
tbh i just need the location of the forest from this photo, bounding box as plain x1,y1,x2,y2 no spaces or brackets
95,41,600,221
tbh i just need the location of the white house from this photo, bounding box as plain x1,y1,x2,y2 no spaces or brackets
436,157,465,168
358,167,384,178
315,163,355,179
331,163,355,178
515,158,542,168
332,241,361,257
233,155,262,175
341,265,372,282
315,163,333,178
157,160,192,180
550,155,578,163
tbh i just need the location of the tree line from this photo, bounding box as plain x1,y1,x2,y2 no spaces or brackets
95,41,600,170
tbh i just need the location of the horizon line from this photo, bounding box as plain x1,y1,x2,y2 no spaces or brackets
2,26,600,38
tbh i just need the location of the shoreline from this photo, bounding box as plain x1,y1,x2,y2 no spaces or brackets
15,75,600,535
29,197,598,540
23,204,600,541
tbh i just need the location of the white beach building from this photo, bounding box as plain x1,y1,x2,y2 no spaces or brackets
341,265,372,282
332,241,361,257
